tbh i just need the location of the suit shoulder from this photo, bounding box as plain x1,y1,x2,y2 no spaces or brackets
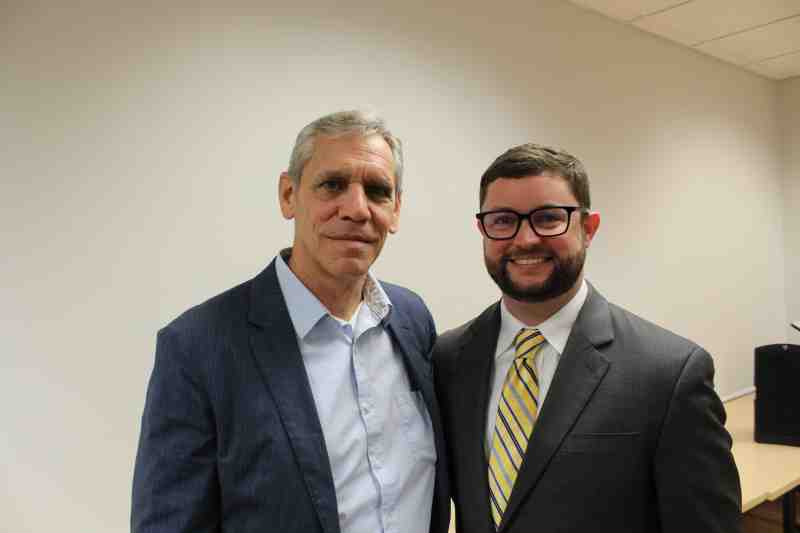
591,295,716,409
436,300,499,350
606,300,703,363
380,280,436,345
431,313,490,380
381,280,429,312
380,281,435,332
435,317,477,354
161,278,253,341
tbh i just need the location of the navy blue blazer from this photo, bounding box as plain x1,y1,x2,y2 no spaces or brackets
132,258,450,533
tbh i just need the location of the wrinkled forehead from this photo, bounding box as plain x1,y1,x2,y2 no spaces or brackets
307,133,397,182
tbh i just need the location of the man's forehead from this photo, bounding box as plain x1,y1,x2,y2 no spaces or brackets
308,134,396,179
314,132,390,156
495,171,563,182
487,173,570,193
483,173,576,206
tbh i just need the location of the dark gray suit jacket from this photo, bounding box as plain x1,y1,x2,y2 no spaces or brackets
434,284,740,533
132,258,450,533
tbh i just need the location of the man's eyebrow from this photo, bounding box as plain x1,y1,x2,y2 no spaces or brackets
316,169,351,180
483,203,561,211
363,174,393,187
315,168,394,188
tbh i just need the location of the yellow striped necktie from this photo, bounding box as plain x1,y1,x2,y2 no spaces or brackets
488,328,545,529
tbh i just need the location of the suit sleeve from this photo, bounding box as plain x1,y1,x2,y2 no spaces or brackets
425,303,437,355
131,326,220,533
654,347,742,533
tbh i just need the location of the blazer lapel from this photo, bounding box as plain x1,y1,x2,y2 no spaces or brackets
386,309,432,396
499,284,613,531
453,303,502,533
247,261,340,533
385,308,452,524
385,309,443,463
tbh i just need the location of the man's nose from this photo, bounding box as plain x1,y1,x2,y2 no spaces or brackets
339,184,370,221
514,216,542,245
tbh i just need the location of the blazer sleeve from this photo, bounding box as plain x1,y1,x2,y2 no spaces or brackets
654,347,742,533
131,326,220,533
414,290,437,354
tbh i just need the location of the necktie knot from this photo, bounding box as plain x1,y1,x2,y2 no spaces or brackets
513,328,545,361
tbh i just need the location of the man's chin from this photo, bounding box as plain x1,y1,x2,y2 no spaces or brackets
329,256,373,280
491,268,577,303
505,267,552,288
503,283,557,303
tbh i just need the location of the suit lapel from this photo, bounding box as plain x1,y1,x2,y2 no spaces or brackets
385,309,442,461
386,309,432,396
454,303,501,533
499,284,613,531
247,261,340,533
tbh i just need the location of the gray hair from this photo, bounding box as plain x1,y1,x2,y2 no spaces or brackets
479,143,591,209
287,110,404,193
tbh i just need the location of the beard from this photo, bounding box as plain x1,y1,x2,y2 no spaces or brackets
485,245,586,303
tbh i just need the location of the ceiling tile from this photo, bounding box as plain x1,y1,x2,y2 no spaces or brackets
746,50,800,80
568,0,689,22
633,0,800,46
696,15,800,65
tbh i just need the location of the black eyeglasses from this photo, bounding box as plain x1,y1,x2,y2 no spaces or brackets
475,206,587,240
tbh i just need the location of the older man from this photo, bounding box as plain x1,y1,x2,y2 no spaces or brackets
434,143,740,533
132,110,449,533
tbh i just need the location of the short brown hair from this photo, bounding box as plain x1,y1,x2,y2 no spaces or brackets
479,143,590,209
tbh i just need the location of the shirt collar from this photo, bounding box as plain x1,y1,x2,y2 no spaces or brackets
275,249,393,340
497,279,588,359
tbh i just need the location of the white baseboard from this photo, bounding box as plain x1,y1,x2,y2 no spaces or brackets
721,386,755,402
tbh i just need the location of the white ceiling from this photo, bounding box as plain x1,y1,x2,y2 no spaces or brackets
568,0,800,80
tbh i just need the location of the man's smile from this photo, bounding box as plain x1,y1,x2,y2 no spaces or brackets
508,255,552,266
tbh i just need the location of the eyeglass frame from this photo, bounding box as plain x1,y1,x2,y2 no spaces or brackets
475,205,589,240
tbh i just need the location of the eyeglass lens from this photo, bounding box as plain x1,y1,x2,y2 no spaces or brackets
483,208,570,238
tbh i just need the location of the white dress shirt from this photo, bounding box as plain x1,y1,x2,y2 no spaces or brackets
485,280,588,453
275,253,436,533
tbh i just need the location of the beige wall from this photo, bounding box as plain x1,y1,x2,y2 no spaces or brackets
1,1,793,530
780,76,800,341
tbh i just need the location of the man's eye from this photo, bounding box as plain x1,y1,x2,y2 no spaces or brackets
366,185,392,200
533,211,566,226
319,179,346,192
490,214,517,226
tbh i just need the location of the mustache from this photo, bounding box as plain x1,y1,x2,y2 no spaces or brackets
501,245,553,261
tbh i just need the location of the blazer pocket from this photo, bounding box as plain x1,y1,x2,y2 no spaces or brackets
561,432,640,454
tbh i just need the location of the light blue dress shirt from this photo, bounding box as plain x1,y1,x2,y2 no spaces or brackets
275,254,436,533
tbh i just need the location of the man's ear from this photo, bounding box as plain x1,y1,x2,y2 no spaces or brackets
582,211,601,246
278,172,297,220
388,190,402,234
